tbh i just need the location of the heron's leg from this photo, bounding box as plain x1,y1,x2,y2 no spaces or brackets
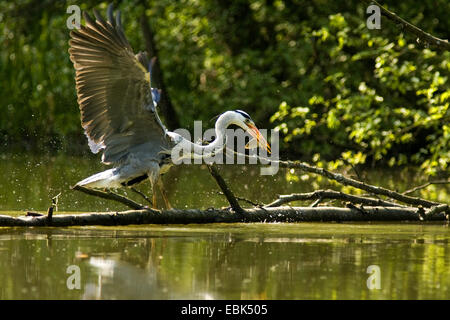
152,192,157,209
158,178,172,209
147,161,162,210
148,176,158,210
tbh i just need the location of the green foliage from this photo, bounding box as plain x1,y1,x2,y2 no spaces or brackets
0,0,448,174
1,1,80,150
269,3,449,175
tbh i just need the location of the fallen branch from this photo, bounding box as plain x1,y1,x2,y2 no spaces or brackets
207,164,245,216
310,198,323,207
71,185,144,210
130,187,153,206
402,180,450,196
216,192,262,207
234,151,444,208
426,204,449,219
1,206,446,227
279,161,444,207
51,153,447,226
265,189,405,208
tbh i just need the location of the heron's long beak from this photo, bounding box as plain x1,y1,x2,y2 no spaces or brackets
247,123,271,154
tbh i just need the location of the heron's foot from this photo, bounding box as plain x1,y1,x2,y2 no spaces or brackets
157,179,172,210
164,199,173,210
152,193,158,210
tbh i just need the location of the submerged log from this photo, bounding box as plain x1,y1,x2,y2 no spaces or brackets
0,206,446,227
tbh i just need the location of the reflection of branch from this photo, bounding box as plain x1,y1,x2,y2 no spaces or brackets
366,0,450,50
71,185,144,210
266,189,405,208
402,180,450,196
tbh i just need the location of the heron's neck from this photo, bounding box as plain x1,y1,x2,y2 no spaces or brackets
185,112,232,156
199,113,229,154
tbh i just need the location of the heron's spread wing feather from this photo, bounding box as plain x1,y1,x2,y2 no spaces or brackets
69,6,169,164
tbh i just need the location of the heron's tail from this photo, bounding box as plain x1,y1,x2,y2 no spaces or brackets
76,168,121,189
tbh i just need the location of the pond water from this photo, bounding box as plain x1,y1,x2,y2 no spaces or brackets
0,154,449,299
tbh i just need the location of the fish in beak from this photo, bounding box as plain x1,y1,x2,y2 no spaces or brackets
246,123,271,154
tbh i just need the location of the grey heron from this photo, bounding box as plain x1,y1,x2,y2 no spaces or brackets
69,5,270,209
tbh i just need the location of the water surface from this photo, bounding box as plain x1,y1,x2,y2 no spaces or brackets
0,154,449,299
0,222,449,299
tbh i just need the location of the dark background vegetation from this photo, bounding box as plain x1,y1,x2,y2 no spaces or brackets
1,0,449,175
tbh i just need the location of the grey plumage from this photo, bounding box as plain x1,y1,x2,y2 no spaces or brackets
69,4,173,196
70,5,170,165
69,5,270,209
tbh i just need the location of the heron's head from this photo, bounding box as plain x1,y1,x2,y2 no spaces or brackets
229,110,271,153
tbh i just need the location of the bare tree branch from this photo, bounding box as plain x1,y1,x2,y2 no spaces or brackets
66,148,448,225
310,198,323,207
265,189,405,208
402,180,450,196
130,187,153,206
71,185,144,210
365,0,450,50
426,204,449,218
207,164,245,216
229,150,445,208
216,192,262,207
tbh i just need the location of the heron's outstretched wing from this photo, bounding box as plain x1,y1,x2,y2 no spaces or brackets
69,5,169,164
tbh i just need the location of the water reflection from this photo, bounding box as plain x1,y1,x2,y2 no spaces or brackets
0,154,449,299
0,223,448,299
84,257,161,299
